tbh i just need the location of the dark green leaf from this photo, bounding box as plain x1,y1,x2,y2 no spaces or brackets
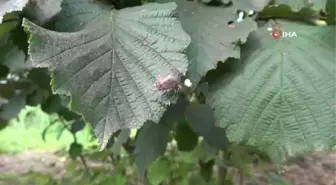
0,118,9,130
175,121,198,152
0,93,26,120
70,119,85,133
201,141,218,162
186,104,228,150
0,12,20,37
111,129,130,156
159,97,189,124
59,94,71,107
41,94,61,114
27,68,51,89
26,90,43,106
57,106,81,121
174,141,206,163
69,142,83,160
147,157,170,185
135,121,172,179
0,81,15,99
0,65,9,78
326,0,335,24
9,18,29,56
0,39,28,73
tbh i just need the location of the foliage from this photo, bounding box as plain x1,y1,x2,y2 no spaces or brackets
0,106,95,153
0,0,335,184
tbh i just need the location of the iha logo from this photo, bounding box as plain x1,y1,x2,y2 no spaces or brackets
267,27,297,39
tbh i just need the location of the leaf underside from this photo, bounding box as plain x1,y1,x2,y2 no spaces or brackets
23,1,191,148
208,20,336,163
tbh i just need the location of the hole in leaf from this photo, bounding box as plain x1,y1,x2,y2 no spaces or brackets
247,10,256,17
227,20,234,25
227,20,235,28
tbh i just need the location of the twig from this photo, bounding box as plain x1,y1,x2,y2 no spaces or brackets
79,155,93,177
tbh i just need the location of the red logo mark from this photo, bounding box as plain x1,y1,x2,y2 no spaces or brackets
271,29,282,39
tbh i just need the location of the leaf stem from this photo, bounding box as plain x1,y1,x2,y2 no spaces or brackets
80,155,93,177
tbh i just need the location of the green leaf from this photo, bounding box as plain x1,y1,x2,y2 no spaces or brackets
0,65,9,78
221,0,271,11
70,119,85,133
0,12,20,37
27,68,51,89
69,142,83,160
175,141,206,163
41,94,61,114
106,172,128,185
186,104,228,150
0,32,9,47
0,93,26,120
23,1,191,148
53,0,110,32
326,0,335,24
0,0,28,23
9,19,29,55
0,81,18,99
259,4,318,20
273,0,327,12
24,0,63,25
26,90,43,106
111,129,130,156
0,39,29,73
226,145,256,174
158,0,257,84
201,141,218,162
188,175,208,185
57,106,81,121
175,121,198,151
0,118,9,130
208,20,336,164
147,157,170,185
159,97,189,124
135,121,172,178
132,98,188,175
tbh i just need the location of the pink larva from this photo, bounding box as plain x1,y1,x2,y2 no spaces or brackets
154,72,182,92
